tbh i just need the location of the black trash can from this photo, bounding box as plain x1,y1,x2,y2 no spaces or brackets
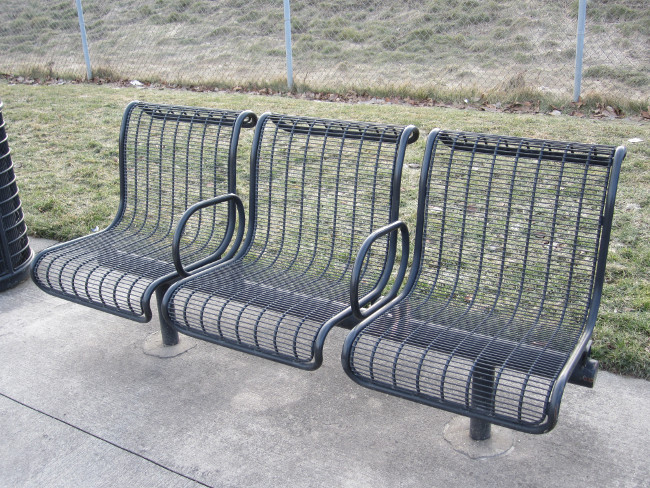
0,99,32,291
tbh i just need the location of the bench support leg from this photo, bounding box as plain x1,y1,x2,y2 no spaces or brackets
469,365,495,441
469,417,492,441
156,284,179,346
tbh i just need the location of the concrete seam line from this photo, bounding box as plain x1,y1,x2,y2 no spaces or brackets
0,391,213,488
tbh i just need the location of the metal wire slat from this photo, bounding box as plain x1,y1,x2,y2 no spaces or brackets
31,102,254,324
343,129,623,434
164,113,418,369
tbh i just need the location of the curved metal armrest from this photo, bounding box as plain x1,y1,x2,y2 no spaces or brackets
351,220,409,320
172,193,245,277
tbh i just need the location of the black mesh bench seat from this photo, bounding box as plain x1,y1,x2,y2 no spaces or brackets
342,129,625,435
31,102,256,342
163,113,419,369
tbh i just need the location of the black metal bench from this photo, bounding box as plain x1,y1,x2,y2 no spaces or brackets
343,129,625,436
162,113,419,369
31,102,256,344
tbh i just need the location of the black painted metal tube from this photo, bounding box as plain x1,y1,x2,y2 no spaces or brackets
156,284,180,346
469,364,495,440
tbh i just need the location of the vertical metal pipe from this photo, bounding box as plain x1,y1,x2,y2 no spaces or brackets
573,0,587,102
469,364,495,441
75,0,93,80
469,416,492,441
283,0,294,90
156,284,180,346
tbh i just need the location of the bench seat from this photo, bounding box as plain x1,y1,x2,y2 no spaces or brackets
164,113,419,369
31,102,256,340
165,259,353,365
343,129,625,434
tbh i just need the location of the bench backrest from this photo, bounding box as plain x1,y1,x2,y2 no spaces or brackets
408,130,624,354
243,113,418,293
115,102,256,262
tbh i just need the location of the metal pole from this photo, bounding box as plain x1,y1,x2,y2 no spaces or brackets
75,0,93,80
156,284,180,346
469,365,495,441
283,0,294,91
573,0,587,102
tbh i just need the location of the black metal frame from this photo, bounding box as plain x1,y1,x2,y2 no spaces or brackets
0,100,33,291
31,102,256,344
163,113,418,369
342,129,625,436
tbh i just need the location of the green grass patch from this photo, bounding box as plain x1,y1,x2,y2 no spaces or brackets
592,312,649,378
0,80,648,378
584,65,650,88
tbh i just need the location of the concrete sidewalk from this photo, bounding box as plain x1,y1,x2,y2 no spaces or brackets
1,238,648,488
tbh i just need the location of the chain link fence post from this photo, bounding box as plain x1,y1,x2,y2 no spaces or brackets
574,0,587,102
75,0,92,81
283,0,294,90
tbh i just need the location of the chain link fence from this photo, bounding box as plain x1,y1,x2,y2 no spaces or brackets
1,0,648,102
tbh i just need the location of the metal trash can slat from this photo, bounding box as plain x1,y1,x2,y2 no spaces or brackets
0,99,32,291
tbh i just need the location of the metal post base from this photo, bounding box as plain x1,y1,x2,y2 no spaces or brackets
155,284,179,346
444,417,514,459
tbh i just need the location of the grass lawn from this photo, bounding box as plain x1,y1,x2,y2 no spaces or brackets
0,80,648,379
